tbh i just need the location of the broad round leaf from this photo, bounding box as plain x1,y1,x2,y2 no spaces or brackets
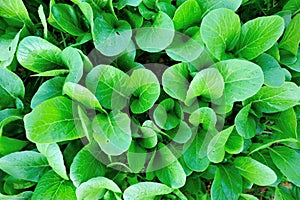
86,65,131,110
17,36,62,73
24,96,84,143
92,112,132,156
129,68,160,114
123,182,173,200
93,17,132,56
234,157,277,186
201,8,241,60
76,177,121,200
135,11,174,52
235,16,284,60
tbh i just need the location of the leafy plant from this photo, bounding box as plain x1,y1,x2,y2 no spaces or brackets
1,0,300,199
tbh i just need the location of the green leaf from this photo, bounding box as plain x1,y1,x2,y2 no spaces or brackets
61,47,83,83
166,29,204,62
201,8,240,60
279,14,300,55
272,108,298,139
135,11,174,52
245,82,300,113
0,151,49,182
92,112,132,155
207,126,234,163
93,16,132,56
139,126,158,149
0,136,28,156
70,143,106,187
0,0,33,28
17,36,62,73
24,96,84,143
189,107,217,130
211,164,242,200
212,59,264,111
51,4,85,36
274,186,294,200
0,191,33,200
269,146,300,187
254,53,285,87
283,0,300,15
30,69,69,77
123,182,174,200
117,0,142,9
150,144,186,188
153,98,182,130
31,77,65,109
0,68,25,110
36,143,68,180
127,141,147,173
172,0,202,30
38,5,48,39
240,194,259,200
63,82,103,111
76,177,121,200
166,121,192,143
199,0,242,14
234,157,277,186
235,16,284,60
162,63,189,101
235,104,256,139
129,68,160,114
86,65,131,110
183,130,213,172
185,68,224,106
32,170,76,200
225,128,244,154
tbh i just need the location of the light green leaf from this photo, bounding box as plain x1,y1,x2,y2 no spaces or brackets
274,186,294,200
0,0,33,28
245,82,300,113
127,141,147,173
61,47,83,83
189,107,217,130
172,0,202,30
51,4,85,36
153,98,182,130
139,126,157,149
0,68,24,110
201,8,240,60
185,68,224,105
225,128,244,154
38,5,48,39
162,63,189,101
123,182,174,200
63,82,103,111
269,146,300,186
117,0,142,9
183,130,213,172
136,11,174,52
0,151,49,182
30,69,69,77
86,65,131,110
31,77,65,109
240,194,259,200
24,96,84,143
235,16,284,60
0,191,33,200
70,143,106,187
76,177,121,200
254,53,285,87
235,104,256,139
166,121,192,143
32,170,76,200
93,16,132,56
151,144,186,188
0,136,28,156
207,126,234,163
234,157,277,186
213,59,264,110
129,68,160,114
92,112,131,155
279,14,300,55
199,0,242,14
17,36,62,73
37,143,68,180
211,164,242,200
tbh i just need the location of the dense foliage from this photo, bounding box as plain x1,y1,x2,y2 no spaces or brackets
1,0,300,199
